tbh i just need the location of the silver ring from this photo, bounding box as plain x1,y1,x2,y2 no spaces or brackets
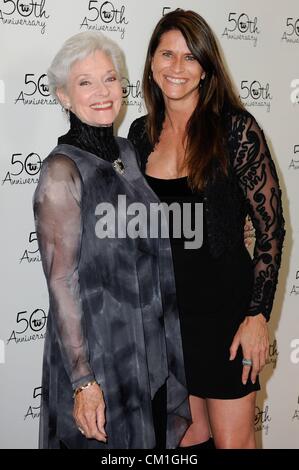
78,427,85,435
242,358,253,366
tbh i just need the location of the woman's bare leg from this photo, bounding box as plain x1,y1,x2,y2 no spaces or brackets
179,395,211,447
206,392,256,449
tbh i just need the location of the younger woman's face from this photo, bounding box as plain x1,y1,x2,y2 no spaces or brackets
151,29,205,107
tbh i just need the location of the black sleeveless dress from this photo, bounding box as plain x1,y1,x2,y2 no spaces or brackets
145,174,260,399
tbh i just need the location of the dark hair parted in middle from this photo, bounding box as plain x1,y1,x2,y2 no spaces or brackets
143,9,244,190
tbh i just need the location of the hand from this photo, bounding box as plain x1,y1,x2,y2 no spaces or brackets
244,216,255,249
229,314,269,385
73,382,107,442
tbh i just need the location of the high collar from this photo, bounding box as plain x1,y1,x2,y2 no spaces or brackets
58,111,119,162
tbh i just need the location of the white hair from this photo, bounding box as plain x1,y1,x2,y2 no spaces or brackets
47,31,125,102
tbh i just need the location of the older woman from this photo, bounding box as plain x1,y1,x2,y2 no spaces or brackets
128,10,285,449
34,31,190,449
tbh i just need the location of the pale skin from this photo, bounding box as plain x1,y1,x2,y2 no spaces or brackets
74,384,107,442
57,50,123,127
56,49,123,442
149,29,269,449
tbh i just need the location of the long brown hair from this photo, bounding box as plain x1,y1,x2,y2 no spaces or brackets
143,9,244,190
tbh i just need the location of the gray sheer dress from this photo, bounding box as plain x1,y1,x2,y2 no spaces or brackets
33,118,190,449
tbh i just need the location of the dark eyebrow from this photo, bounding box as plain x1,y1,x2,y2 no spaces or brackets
159,48,193,55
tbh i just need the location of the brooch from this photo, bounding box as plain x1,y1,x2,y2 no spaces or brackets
112,158,125,175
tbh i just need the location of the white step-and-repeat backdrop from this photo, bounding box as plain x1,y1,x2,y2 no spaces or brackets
0,0,298,449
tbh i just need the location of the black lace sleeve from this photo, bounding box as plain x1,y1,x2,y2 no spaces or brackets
231,112,285,321
127,116,152,173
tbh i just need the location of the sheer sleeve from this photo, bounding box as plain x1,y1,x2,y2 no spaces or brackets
34,154,95,389
231,113,285,321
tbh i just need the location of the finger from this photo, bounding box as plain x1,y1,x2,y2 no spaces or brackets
265,343,270,362
259,348,267,370
241,348,252,384
77,423,106,442
78,416,90,437
89,425,107,442
229,335,240,361
250,368,258,384
84,413,107,442
76,417,88,436
242,363,251,385
95,432,107,443
82,411,95,437
250,352,260,384
84,425,107,442
96,406,107,437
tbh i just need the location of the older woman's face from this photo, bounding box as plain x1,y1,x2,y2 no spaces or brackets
58,50,122,126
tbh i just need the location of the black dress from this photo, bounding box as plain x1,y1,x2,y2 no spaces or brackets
128,109,285,400
145,174,258,399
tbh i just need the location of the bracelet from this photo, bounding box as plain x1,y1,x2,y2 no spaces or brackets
73,380,97,399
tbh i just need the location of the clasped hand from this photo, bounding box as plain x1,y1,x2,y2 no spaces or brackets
73,382,107,442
